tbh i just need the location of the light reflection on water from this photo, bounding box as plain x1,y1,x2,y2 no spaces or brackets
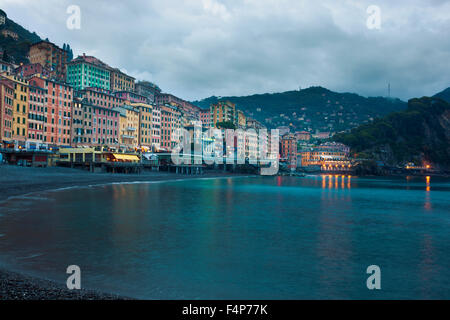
0,175,449,299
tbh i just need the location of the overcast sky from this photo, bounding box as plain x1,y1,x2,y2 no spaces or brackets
1,0,449,101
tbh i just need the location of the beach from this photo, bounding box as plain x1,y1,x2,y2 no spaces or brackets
0,165,242,300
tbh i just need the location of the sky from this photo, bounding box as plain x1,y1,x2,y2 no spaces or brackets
1,0,449,101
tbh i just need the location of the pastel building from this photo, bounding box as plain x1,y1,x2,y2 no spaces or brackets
0,78,14,142
28,76,73,146
130,102,153,149
115,91,148,104
116,105,139,150
27,84,47,143
210,101,236,128
109,68,135,92
3,74,29,142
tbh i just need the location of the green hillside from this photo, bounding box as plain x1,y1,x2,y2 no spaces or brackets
0,13,41,64
192,86,406,132
333,96,450,167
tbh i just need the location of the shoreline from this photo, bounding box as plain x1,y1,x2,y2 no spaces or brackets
0,165,251,202
0,165,249,300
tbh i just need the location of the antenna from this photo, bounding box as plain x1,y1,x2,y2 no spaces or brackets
388,83,391,98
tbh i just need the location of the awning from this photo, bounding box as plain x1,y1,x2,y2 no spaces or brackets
112,154,140,161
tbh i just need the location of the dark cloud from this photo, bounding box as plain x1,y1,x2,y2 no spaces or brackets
2,0,449,100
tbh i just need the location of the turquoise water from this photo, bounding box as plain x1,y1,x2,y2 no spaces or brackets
0,175,449,299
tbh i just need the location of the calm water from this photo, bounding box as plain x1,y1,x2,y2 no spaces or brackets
0,175,449,299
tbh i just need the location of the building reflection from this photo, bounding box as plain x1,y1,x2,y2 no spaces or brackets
320,175,353,190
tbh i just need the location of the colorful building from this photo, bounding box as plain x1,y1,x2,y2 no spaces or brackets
160,103,182,151
15,63,51,79
3,74,29,142
109,68,135,92
75,87,125,110
114,91,147,104
210,101,236,128
200,109,210,128
0,78,14,142
151,106,161,151
280,133,297,169
237,109,246,129
71,98,120,147
299,142,351,171
29,40,67,81
130,102,153,150
116,105,139,150
66,54,111,91
27,84,47,144
28,76,73,146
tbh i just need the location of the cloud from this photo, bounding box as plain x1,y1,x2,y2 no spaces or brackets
1,0,449,101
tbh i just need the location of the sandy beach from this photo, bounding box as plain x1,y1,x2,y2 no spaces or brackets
0,165,244,300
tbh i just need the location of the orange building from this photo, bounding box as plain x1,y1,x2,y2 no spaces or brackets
0,78,14,143
280,133,297,169
29,40,67,81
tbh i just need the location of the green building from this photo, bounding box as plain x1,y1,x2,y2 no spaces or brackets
66,54,111,91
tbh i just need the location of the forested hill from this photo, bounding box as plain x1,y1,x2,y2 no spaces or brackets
0,13,41,64
433,87,450,103
333,96,450,168
192,86,406,133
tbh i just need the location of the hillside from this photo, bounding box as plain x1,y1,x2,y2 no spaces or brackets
192,86,406,132
333,96,450,168
0,14,41,64
433,87,450,103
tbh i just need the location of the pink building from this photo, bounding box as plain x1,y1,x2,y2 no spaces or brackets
114,91,148,104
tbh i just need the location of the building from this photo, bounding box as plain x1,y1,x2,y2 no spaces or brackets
71,98,120,148
300,142,351,171
237,110,246,129
295,131,311,141
210,101,236,128
135,81,161,103
28,76,73,146
200,109,210,128
114,91,147,104
0,78,14,143
116,105,139,150
109,68,135,92
246,118,264,130
130,102,153,150
0,9,6,26
15,63,51,79
2,74,29,142
75,87,125,110
29,40,68,81
66,54,111,91
281,133,297,169
0,60,15,74
27,84,47,144
151,106,161,151
1,29,18,40
160,104,182,151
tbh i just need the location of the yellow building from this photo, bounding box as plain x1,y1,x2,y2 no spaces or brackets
237,109,246,128
131,102,153,150
210,101,236,128
116,105,139,150
109,68,135,92
3,73,29,142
